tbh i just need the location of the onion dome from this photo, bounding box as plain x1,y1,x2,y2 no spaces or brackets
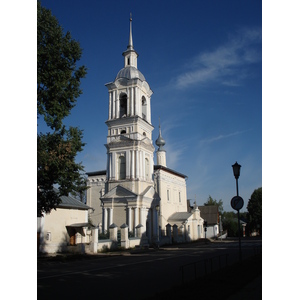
155,122,166,151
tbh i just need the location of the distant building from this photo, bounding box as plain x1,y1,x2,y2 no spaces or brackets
86,17,203,245
198,205,219,238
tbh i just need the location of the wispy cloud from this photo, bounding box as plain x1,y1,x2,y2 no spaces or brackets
175,27,261,89
198,130,250,147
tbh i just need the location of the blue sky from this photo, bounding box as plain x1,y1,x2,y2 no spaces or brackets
38,0,262,212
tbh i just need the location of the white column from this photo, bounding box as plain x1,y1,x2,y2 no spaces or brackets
126,150,130,179
116,92,119,119
153,208,158,236
109,153,112,180
140,207,147,234
111,152,116,180
130,150,135,179
106,152,110,180
134,87,137,115
134,207,139,236
150,154,154,179
136,88,140,117
109,92,112,120
142,151,145,180
108,208,113,226
139,151,143,180
135,150,139,178
126,88,130,116
148,98,151,124
130,87,134,116
103,208,108,233
127,207,132,232
112,90,116,119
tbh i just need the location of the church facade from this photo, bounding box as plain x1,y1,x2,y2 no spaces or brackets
86,17,204,245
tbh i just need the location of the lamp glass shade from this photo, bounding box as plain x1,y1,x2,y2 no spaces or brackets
232,162,241,179
155,205,159,211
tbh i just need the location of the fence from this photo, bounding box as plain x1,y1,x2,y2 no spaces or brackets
179,245,262,285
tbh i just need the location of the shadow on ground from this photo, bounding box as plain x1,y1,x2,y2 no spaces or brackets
145,253,262,300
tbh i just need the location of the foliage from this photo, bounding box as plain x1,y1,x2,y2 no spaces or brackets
247,187,262,234
98,232,110,240
37,1,87,216
204,195,224,215
222,211,238,236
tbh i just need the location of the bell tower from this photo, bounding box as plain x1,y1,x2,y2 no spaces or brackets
104,15,155,195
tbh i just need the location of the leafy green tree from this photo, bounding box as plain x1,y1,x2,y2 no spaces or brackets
37,1,87,216
204,195,224,215
222,211,238,237
247,187,262,235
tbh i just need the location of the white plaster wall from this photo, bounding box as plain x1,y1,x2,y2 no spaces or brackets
41,208,88,253
156,170,187,229
86,174,106,227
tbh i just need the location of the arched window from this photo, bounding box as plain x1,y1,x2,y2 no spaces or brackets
119,94,127,118
141,96,147,120
118,156,126,180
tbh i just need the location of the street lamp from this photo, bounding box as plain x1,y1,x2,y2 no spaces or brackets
232,162,241,196
155,205,160,249
231,161,243,262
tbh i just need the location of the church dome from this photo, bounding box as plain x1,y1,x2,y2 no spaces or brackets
115,66,145,81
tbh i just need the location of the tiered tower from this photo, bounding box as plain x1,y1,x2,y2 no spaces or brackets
104,16,155,195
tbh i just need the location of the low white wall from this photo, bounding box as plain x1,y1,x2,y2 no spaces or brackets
129,238,141,248
97,240,112,252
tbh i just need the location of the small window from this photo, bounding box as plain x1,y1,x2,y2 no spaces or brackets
167,190,170,201
127,58,130,65
119,94,127,118
118,156,126,180
179,192,181,203
121,130,126,134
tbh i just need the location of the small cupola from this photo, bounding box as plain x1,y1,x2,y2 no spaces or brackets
155,120,167,167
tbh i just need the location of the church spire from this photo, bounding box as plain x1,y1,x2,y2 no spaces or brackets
128,13,133,50
122,13,138,68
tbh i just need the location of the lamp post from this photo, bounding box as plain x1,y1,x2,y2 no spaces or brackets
231,162,243,262
155,205,160,249
220,215,222,241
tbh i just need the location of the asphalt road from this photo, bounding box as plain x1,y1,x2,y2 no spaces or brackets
37,239,262,300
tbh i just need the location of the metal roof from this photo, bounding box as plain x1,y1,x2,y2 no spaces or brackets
198,206,219,225
53,188,91,210
154,165,188,179
86,170,106,176
168,212,193,223
115,66,145,81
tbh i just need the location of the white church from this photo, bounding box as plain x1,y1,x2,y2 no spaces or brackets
86,17,204,246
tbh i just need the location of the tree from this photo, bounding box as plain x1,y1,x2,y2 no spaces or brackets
37,1,87,216
247,187,262,235
222,211,238,237
204,195,224,215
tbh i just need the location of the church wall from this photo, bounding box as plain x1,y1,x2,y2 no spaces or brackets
156,169,188,229
112,205,127,228
86,174,106,227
